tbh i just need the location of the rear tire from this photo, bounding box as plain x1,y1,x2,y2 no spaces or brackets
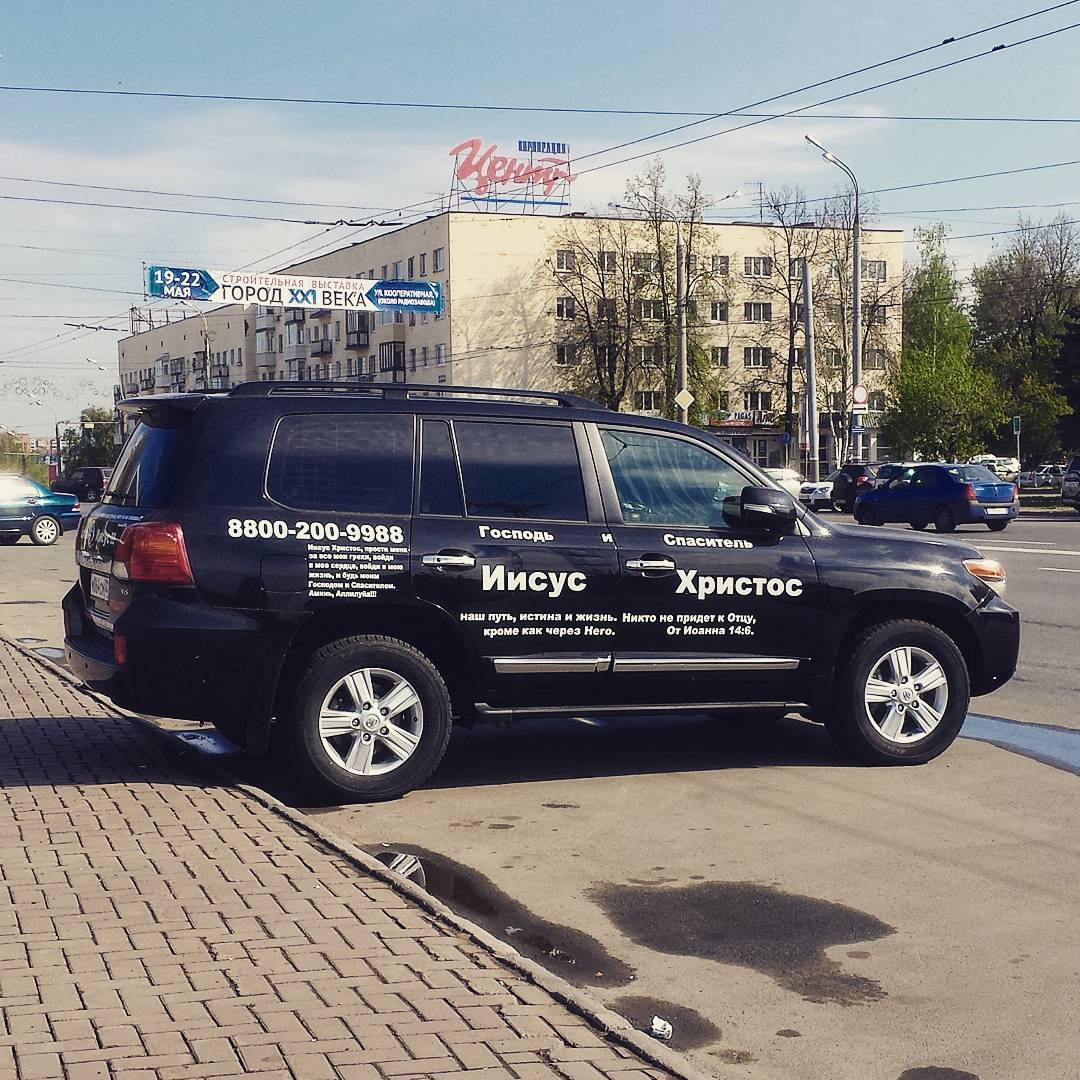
911,520,929,531
987,521,1009,532
854,504,881,526
286,635,452,802
933,505,956,533
30,516,60,546
826,619,969,765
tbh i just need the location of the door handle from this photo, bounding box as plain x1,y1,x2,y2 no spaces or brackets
625,556,676,573
421,550,476,570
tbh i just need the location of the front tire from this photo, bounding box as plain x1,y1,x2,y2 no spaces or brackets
30,516,60,546
286,635,452,801
987,521,1009,532
827,620,969,765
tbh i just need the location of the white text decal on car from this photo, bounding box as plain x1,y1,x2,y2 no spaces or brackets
481,564,587,598
675,569,803,600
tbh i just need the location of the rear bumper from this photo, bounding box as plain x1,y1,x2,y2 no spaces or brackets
967,593,1021,696
58,511,81,532
958,502,1019,524
63,584,295,751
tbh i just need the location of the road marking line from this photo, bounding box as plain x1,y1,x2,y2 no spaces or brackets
980,545,1080,557
1037,566,1080,573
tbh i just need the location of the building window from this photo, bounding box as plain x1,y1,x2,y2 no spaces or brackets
863,348,887,370
634,390,662,412
711,346,729,367
256,329,275,353
555,249,575,272
420,346,429,367
409,311,416,327
868,390,887,411
598,250,616,273
863,303,887,325
408,257,415,279
432,247,445,272
556,296,576,320
862,259,886,281
717,390,730,410
597,298,617,321
636,343,662,367
744,256,772,277
631,252,659,272
791,302,805,324
712,254,729,275
789,257,807,279
381,264,388,279
637,299,663,320
793,347,805,367
744,302,772,322
555,344,576,366
744,346,772,368
710,301,728,323
744,390,773,411
392,261,402,279
419,253,427,276
435,343,448,365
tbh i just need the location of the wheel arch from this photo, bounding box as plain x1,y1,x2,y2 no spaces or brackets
834,590,983,697
261,600,479,752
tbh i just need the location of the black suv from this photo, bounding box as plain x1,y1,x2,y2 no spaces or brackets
831,463,877,513
51,466,113,502
64,383,1020,801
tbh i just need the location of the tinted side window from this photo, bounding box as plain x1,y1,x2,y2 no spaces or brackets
455,420,586,521
601,428,747,527
419,419,463,516
267,413,412,514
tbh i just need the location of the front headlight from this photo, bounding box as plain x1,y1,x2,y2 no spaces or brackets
963,558,1007,596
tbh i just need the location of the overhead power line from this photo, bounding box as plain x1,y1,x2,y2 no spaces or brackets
578,17,1080,175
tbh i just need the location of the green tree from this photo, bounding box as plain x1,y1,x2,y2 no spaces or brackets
60,407,116,471
881,227,1004,461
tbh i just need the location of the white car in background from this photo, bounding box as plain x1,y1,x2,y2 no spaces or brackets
765,467,805,498
993,457,1021,482
799,475,836,511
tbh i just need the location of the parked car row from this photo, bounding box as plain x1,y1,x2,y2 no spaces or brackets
0,474,81,545
1062,457,1080,512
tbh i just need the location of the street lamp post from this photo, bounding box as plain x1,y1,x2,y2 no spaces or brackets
609,190,741,424
805,135,861,463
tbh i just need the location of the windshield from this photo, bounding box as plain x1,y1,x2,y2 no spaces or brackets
104,419,188,508
945,465,1002,484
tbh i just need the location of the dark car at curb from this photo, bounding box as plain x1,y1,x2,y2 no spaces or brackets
51,466,113,502
854,463,1019,533
63,383,1020,801
0,474,81,546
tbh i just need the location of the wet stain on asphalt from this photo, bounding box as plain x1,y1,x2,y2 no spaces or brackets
611,995,720,1049
847,950,871,959
487,823,513,830
592,880,895,1005
370,844,634,988
776,1029,802,1038
542,802,580,809
711,1049,756,1064
897,1069,979,1080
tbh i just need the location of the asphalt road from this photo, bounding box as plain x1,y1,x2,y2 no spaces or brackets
3,509,1079,1078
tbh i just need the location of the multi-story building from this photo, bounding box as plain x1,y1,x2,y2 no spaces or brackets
117,211,901,469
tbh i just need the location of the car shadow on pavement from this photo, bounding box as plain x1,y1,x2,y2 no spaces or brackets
242,712,861,809
0,713,221,792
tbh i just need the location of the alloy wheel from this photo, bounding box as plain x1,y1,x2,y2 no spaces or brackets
863,646,949,745
318,667,424,776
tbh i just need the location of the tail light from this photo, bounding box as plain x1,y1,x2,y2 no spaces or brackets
73,501,81,512
963,483,978,502
1012,483,1019,502
75,513,87,552
113,522,194,585
114,634,127,665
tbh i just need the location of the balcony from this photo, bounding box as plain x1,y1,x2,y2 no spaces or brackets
211,363,229,380
283,341,306,362
210,377,229,391
284,309,305,325
310,338,333,357
154,370,170,390
346,328,369,349
255,308,277,331
255,348,277,369
309,308,332,319
139,377,154,391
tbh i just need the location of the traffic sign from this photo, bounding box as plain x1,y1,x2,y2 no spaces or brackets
145,265,443,315
674,388,695,412
1012,415,1022,435
852,383,869,405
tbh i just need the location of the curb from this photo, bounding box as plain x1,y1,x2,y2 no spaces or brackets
4,636,717,1080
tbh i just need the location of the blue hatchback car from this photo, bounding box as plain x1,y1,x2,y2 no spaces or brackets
0,474,81,546
854,463,1019,533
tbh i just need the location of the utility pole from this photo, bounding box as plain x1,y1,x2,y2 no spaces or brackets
675,226,687,425
802,259,820,482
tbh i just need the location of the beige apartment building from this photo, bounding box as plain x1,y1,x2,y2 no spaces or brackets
117,211,902,469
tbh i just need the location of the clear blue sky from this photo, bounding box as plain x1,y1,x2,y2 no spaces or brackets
2,0,1079,432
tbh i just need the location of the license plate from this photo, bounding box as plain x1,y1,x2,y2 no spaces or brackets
985,507,1009,516
89,573,111,602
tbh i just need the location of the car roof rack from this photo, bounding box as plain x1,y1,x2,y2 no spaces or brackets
228,381,608,410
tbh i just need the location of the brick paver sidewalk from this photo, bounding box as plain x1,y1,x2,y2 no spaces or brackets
0,642,672,1080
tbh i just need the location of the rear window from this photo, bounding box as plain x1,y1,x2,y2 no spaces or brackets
267,412,413,514
105,420,188,509
945,465,1000,483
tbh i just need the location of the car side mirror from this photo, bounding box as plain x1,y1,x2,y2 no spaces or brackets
722,486,798,531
